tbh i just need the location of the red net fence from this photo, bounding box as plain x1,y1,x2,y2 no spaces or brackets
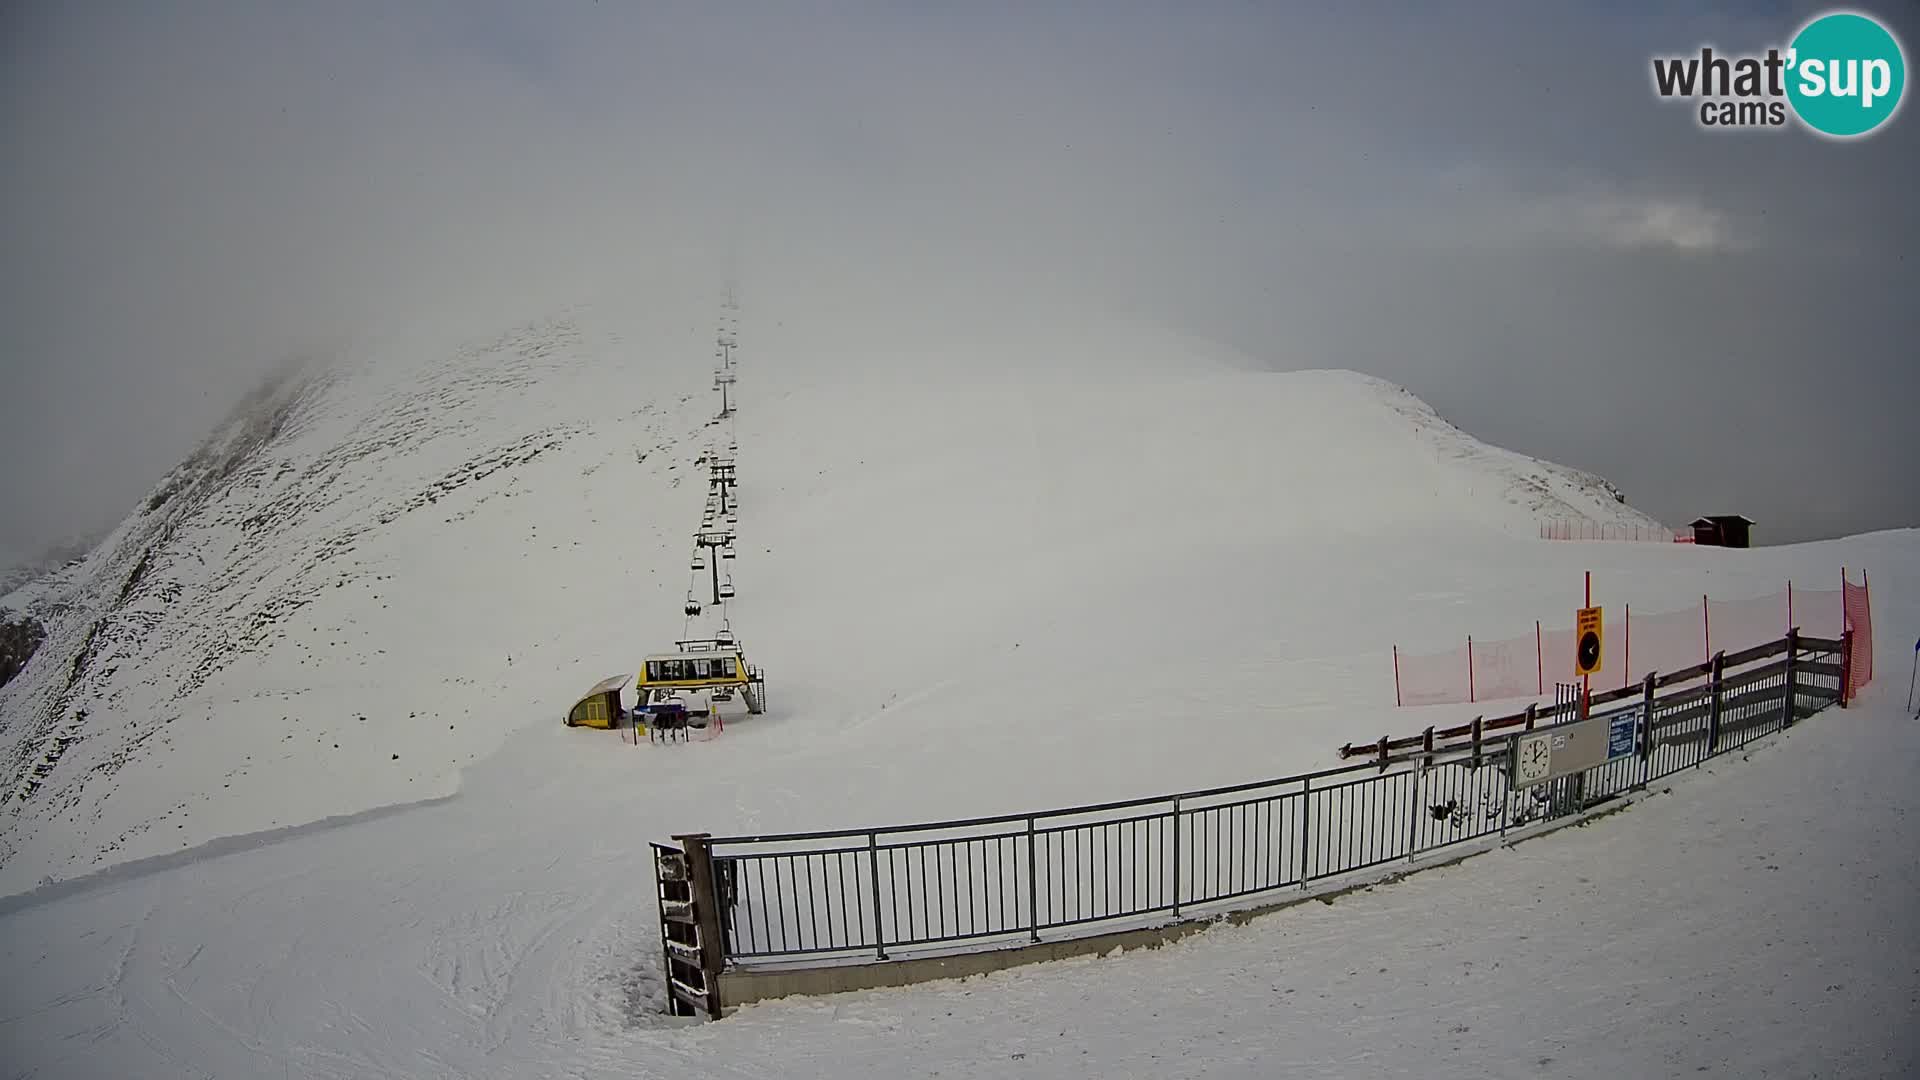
1394,572,1870,707
1540,520,1681,543
1843,569,1873,697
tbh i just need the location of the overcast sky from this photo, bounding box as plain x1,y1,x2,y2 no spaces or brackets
2,0,1915,560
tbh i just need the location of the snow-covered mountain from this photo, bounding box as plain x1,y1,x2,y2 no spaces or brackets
1,290,1915,1080
0,295,1688,893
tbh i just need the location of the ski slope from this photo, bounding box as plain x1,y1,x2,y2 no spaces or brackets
0,289,1915,1077
1,680,1913,1078
0,290,1674,892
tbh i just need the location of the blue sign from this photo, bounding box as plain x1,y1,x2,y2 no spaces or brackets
1607,709,1637,760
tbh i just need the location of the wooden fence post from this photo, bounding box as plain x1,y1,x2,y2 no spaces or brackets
1839,628,1854,708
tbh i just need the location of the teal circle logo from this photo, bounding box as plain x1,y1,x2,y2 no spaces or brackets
1786,11,1906,138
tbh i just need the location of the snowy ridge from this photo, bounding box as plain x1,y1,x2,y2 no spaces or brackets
0,298,1850,893
0,301,715,879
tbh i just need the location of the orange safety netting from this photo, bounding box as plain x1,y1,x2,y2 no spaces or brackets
1393,574,1868,707
1394,642,1469,707
1470,630,1542,702
1791,586,1846,641
1844,571,1873,695
1540,624,1578,685
1709,591,1790,658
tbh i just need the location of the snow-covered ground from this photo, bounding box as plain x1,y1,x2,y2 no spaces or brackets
692,698,1920,1080
1,290,1915,1077
1,693,1913,1078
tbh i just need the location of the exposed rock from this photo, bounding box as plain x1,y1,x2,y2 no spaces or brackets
0,612,47,690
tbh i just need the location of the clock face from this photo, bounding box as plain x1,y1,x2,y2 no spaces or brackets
1516,734,1552,783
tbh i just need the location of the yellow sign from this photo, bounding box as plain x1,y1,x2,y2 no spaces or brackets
1575,606,1604,676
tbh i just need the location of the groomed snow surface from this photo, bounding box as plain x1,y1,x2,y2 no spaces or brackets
1,292,1916,1077
2,699,1915,1078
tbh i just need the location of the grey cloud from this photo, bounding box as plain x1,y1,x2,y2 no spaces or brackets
2,0,1915,558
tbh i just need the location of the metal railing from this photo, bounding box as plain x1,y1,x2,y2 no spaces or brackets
661,632,1843,977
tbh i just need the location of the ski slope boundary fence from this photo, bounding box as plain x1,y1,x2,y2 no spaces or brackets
651,631,1846,1018
1392,570,1871,707
1539,520,1680,542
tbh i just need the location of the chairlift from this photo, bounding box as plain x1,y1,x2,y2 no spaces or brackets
684,597,702,616
691,555,706,571
722,546,736,560
718,581,735,599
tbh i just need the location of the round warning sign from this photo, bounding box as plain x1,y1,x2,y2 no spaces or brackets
1575,606,1603,676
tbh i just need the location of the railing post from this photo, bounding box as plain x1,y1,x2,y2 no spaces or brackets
1707,651,1726,754
1169,798,1182,917
1405,763,1422,863
675,832,725,1020
1376,734,1389,772
867,831,888,960
1470,716,1484,770
1025,817,1040,942
1638,671,1656,787
1421,726,1435,770
1524,703,1537,731
1781,628,1800,729
1500,735,1514,837
1298,778,1312,888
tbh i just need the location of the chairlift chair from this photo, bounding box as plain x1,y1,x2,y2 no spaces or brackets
718,581,735,599
691,555,706,571
684,597,702,616
722,546,736,560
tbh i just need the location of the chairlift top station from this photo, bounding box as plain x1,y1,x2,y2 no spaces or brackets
564,279,766,732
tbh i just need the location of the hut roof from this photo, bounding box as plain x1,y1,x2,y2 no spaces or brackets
578,674,629,701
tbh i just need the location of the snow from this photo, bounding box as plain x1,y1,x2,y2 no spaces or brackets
687,700,1920,1080
1,694,1914,1077
0,292,1678,891
1,289,1917,1076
